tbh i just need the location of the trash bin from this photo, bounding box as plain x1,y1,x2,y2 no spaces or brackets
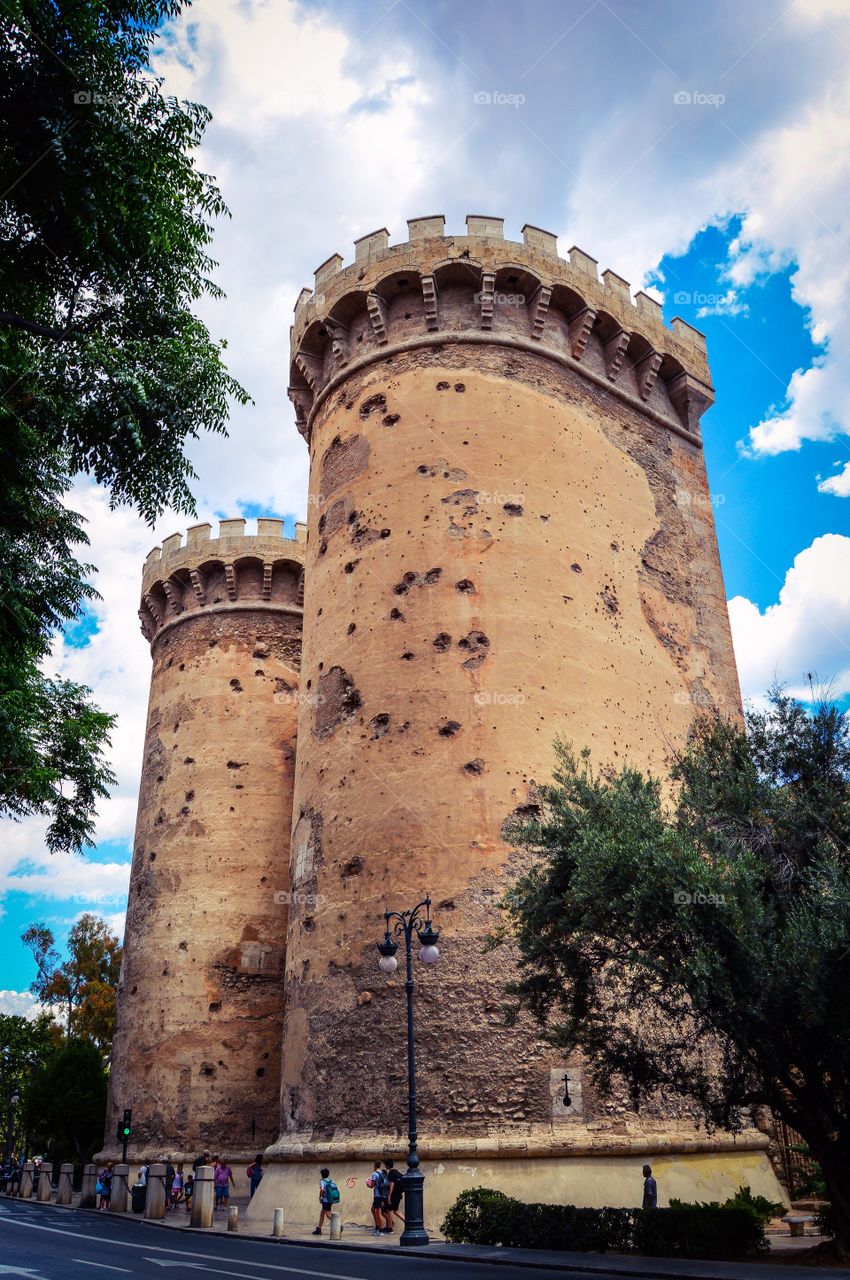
131,1183,147,1214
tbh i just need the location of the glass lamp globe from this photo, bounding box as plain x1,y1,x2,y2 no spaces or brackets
419,944,440,965
378,954,398,974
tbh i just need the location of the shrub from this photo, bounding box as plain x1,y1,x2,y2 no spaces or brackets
441,1186,768,1258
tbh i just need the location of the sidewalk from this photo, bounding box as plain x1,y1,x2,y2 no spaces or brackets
14,1193,846,1280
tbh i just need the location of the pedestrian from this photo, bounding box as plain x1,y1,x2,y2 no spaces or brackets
383,1159,404,1231
213,1155,234,1210
246,1154,264,1199
97,1161,113,1210
137,1160,148,1188
192,1148,211,1173
312,1166,338,1234
164,1156,175,1207
183,1173,194,1213
171,1162,184,1208
642,1163,658,1210
367,1160,388,1235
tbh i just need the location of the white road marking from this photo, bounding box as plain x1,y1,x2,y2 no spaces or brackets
147,1262,264,1276
0,1267,49,1279
1,1218,381,1280
73,1262,132,1274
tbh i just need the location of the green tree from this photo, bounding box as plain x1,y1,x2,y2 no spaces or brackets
23,912,122,1052
22,1039,108,1165
0,1,248,850
498,690,850,1248
0,1013,56,1160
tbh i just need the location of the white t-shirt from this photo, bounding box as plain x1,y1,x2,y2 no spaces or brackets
138,1165,148,1186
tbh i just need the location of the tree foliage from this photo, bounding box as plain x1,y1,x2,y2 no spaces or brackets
0,0,247,849
23,912,122,1052
0,1013,57,1158
499,690,850,1246
22,1038,108,1165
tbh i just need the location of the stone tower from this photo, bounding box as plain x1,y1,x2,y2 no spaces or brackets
104,518,305,1160
248,216,781,1221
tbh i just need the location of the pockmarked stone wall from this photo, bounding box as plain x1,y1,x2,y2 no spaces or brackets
103,520,305,1160
268,215,757,1175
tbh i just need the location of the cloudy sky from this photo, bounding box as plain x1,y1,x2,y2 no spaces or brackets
3,0,850,1006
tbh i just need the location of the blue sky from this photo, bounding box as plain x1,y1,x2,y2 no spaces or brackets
3,0,850,1003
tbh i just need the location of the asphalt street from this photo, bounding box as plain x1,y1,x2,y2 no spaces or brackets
0,1198,577,1280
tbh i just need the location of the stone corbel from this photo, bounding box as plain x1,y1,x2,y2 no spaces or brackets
143,592,162,627
667,372,714,434
224,563,237,602
161,580,183,617
635,350,663,401
138,607,155,641
189,568,207,606
297,566,305,607
366,293,389,345
288,386,312,440
568,307,597,360
528,285,552,340
323,319,349,369
421,274,439,331
603,329,630,381
262,563,273,601
294,350,323,391
479,272,495,330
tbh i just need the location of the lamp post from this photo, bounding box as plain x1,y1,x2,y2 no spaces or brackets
377,896,440,1247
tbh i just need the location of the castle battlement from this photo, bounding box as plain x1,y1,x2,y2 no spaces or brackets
287,215,712,449
139,518,306,643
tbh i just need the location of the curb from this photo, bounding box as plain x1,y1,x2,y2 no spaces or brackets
5,1197,834,1280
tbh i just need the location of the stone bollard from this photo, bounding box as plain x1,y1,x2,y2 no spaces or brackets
110,1164,129,1214
19,1163,34,1199
190,1165,214,1229
36,1162,53,1202
227,1206,238,1232
329,1209,341,1240
272,1207,284,1237
80,1163,97,1209
55,1163,74,1206
144,1163,167,1220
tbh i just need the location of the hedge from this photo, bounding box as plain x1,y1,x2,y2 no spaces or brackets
441,1186,771,1259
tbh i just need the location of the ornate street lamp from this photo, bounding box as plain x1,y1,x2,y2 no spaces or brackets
376,896,440,1246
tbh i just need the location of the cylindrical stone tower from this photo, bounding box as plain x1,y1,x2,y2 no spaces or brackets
250,216,783,1222
104,518,305,1162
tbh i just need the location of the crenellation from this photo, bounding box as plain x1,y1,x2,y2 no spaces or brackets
354,227,390,261
218,518,247,539
314,253,343,288
602,268,631,302
635,291,664,324
407,213,446,239
521,223,559,255
568,245,599,279
466,214,505,237
161,532,183,556
186,522,212,545
671,315,708,351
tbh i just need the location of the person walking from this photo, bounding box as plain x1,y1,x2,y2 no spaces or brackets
642,1163,658,1209
164,1157,175,1207
313,1166,337,1235
170,1163,184,1208
192,1149,211,1173
247,1154,264,1199
213,1155,234,1210
97,1161,113,1211
137,1160,148,1188
183,1173,194,1214
367,1160,388,1235
383,1160,404,1231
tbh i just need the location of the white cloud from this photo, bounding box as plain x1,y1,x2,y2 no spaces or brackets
0,991,47,1020
729,534,850,702
817,461,850,497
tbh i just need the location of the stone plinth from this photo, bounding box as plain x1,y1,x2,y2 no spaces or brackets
190,1165,214,1229
110,1164,129,1213
19,1163,33,1199
144,1163,166,1219
56,1163,73,1205
80,1164,97,1208
36,1163,52,1202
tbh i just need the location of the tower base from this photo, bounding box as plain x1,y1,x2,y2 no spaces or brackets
244,1128,787,1233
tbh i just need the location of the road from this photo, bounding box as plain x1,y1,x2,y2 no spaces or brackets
0,1198,572,1280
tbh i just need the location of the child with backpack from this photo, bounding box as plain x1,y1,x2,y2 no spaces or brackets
313,1166,340,1234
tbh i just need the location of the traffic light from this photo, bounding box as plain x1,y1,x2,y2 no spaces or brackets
117,1108,132,1143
